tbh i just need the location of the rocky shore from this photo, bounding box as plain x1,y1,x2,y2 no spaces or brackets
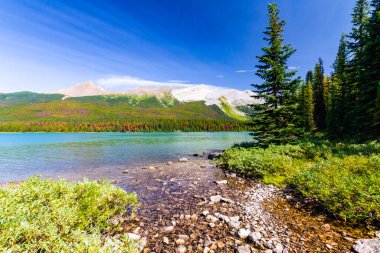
110,155,379,253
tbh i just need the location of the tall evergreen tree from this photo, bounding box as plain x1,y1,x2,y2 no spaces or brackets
359,0,380,137
328,35,349,137
312,58,328,131
305,70,313,84
347,0,370,134
299,81,315,131
251,3,301,146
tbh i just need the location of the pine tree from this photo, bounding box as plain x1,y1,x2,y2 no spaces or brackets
251,3,301,146
305,70,313,84
359,0,380,137
347,0,370,134
328,35,349,137
299,81,315,131
312,58,328,131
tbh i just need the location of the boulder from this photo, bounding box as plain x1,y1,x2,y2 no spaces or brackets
352,239,380,253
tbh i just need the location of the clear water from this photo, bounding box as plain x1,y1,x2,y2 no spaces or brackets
0,132,251,183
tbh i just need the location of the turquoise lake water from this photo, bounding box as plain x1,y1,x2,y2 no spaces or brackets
0,132,251,183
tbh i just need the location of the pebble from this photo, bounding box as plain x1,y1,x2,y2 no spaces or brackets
321,223,331,231
163,237,169,244
201,210,210,216
176,245,187,253
163,226,174,233
236,245,251,253
178,235,190,241
215,180,227,185
273,244,284,253
248,231,262,242
148,166,156,170
325,244,333,250
206,215,218,223
167,161,174,166
210,195,222,203
176,238,186,246
122,169,128,174
126,233,140,240
208,223,216,228
238,228,251,239
178,157,189,162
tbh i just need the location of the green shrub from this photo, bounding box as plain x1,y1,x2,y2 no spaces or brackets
219,142,380,224
290,155,380,223
0,177,139,252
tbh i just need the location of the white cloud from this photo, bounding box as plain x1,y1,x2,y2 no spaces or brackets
288,66,300,70
235,69,251,73
97,75,193,89
216,75,224,78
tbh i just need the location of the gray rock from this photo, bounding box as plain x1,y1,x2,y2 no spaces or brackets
248,231,262,242
215,213,230,223
126,233,140,240
352,239,380,253
137,236,147,250
163,226,174,233
206,215,218,223
273,243,284,253
216,180,228,185
236,245,251,253
176,245,187,253
228,220,241,230
238,228,251,239
163,236,169,244
210,195,222,203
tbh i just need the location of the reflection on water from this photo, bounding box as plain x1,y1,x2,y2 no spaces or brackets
0,132,251,183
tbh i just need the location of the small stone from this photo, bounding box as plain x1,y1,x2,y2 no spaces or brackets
236,245,251,253
248,231,262,242
203,247,210,253
263,250,273,253
122,169,129,174
208,222,216,228
217,242,225,248
178,235,190,241
352,239,380,253
230,216,240,222
325,244,333,250
148,166,156,170
167,161,174,166
137,236,147,250
201,210,210,216
126,233,140,240
228,220,241,230
185,215,191,220
376,232,380,239
238,228,251,239
178,157,189,162
110,179,122,184
321,223,331,231
215,180,227,185
163,237,169,244
176,245,187,253
344,237,354,242
206,215,218,223
273,244,284,253
210,195,222,203
176,238,186,246
163,226,174,233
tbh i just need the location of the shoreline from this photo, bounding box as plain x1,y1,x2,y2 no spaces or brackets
2,153,378,252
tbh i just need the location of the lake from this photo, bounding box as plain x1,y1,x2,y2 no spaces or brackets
0,132,251,183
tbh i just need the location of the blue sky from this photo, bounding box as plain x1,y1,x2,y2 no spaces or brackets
0,0,356,92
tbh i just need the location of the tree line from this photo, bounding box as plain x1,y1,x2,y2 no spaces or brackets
0,119,249,132
251,0,380,146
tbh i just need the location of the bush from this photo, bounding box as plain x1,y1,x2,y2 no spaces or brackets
218,142,380,224
290,155,380,222
0,177,139,252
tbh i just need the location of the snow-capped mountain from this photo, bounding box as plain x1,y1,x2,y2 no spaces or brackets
57,81,257,108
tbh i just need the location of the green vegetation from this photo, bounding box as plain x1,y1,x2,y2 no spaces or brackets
219,141,380,224
0,177,139,252
219,0,380,227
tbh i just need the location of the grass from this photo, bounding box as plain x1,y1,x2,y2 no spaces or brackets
219,96,248,121
218,141,380,225
0,177,139,252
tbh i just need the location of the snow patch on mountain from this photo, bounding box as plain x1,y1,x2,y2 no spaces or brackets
171,84,256,106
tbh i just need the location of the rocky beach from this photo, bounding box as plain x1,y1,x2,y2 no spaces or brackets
110,155,379,253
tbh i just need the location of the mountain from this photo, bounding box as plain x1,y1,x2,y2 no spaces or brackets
56,81,257,114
